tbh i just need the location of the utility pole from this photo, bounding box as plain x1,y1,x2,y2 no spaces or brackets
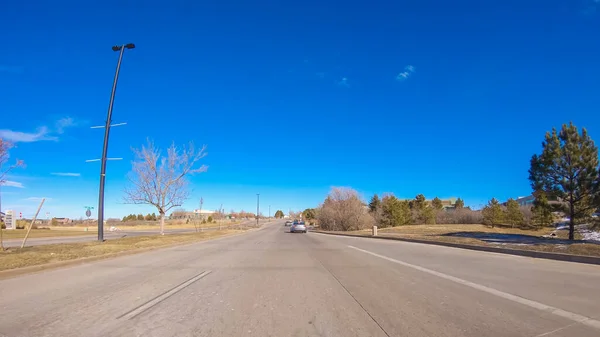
269,205,271,221
96,43,135,242
256,194,260,226
21,198,45,248
199,197,204,220
194,197,203,232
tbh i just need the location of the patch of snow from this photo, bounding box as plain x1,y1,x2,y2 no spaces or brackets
491,242,532,246
580,228,600,241
551,223,600,242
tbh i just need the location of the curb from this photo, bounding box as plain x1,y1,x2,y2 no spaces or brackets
313,231,600,266
0,228,257,280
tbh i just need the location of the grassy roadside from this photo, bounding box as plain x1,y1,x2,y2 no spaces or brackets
323,224,600,257
53,221,242,231
0,221,243,239
114,222,241,230
376,224,578,239
1,229,96,240
0,229,246,272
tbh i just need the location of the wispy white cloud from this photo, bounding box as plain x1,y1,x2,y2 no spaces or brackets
51,172,81,177
55,117,76,134
1,180,24,188
316,72,326,79
396,65,416,82
24,197,52,202
0,117,77,143
337,77,350,87
0,127,57,143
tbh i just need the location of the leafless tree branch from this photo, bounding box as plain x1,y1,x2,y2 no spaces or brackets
0,139,25,184
0,138,25,251
123,139,208,234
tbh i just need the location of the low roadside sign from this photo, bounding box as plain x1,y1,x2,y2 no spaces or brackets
5,210,16,230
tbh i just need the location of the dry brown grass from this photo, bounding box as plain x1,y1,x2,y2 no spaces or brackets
332,224,600,257
44,226,98,232
0,229,246,272
351,224,577,239
118,221,240,230
378,224,546,235
1,229,96,240
49,220,242,232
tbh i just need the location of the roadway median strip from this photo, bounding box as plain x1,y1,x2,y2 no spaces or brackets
0,229,250,278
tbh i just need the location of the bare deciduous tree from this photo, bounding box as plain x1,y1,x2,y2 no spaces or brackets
123,139,207,235
435,208,483,224
0,139,25,250
317,187,373,231
170,208,188,219
520,205,534,227
0,139,24,183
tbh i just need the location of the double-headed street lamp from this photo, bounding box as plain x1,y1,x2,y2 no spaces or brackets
97,43,135,242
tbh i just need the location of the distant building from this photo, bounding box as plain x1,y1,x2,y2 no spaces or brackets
171,209,217,220
502,194,562,207
514,195,535,207
432,197,458,210
398,197,459,210
53,217,72,224
194,209,216,216
418,197,458,210
500,195,535,207
194,209,217,220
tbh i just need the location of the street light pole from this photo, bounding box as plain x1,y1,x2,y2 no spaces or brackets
97,43,135,242
256,194,260,226
0,183,3,226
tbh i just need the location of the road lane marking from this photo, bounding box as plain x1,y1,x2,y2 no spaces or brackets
312,253,391,337
348,245,600,331
117,270,212,320
535,321,582,337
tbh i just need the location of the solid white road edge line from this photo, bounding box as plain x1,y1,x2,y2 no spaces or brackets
347,245,600,331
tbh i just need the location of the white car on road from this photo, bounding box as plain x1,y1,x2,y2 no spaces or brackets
290,221,307,233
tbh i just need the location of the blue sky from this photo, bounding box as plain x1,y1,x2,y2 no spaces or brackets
1,0,599,219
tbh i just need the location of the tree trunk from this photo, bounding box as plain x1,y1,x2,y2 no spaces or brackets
0,224,4,251
569,200,575,241
160,212,165,235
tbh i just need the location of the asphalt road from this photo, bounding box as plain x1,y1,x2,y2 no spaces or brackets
1,221,599,337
